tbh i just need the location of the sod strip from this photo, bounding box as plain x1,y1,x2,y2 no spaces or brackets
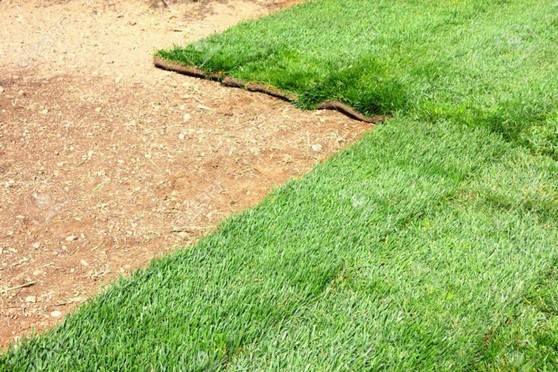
1,120,507,370
157,0,558,158
227,146,558,370
153,56,386,124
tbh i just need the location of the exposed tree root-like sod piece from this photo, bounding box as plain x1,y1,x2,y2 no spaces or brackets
153,56,386,124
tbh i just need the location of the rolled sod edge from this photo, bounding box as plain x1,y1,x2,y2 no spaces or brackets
153,56,385,124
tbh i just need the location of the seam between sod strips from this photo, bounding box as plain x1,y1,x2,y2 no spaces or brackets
153,55,386,124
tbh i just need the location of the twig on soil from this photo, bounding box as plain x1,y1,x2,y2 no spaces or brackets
1,281,37,294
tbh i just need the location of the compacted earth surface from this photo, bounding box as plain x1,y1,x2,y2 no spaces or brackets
0,0,370,348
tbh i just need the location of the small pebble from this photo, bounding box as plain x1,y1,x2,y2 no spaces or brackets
65,235,78,242
50,311,62,318
311,144,323,152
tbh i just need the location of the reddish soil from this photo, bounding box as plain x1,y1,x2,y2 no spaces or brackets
0,0,371,348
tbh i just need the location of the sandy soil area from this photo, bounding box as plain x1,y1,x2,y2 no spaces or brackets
0,0,370,347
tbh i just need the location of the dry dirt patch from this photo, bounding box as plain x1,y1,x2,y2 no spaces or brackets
0,0,371,348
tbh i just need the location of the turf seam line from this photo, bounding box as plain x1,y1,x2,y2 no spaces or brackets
153,56,385,124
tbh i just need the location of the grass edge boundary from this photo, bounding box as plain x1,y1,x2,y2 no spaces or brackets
153,55,386,124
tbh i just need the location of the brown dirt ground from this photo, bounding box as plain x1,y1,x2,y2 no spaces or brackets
0,0,371,348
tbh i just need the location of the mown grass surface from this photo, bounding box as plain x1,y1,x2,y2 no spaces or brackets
3,0,558,370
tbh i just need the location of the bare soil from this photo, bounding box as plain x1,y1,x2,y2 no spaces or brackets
0,0,371,348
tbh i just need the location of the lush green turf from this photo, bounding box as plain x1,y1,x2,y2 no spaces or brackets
3,0,558,370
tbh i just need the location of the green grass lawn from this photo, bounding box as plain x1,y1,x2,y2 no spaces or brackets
3,0,558,370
